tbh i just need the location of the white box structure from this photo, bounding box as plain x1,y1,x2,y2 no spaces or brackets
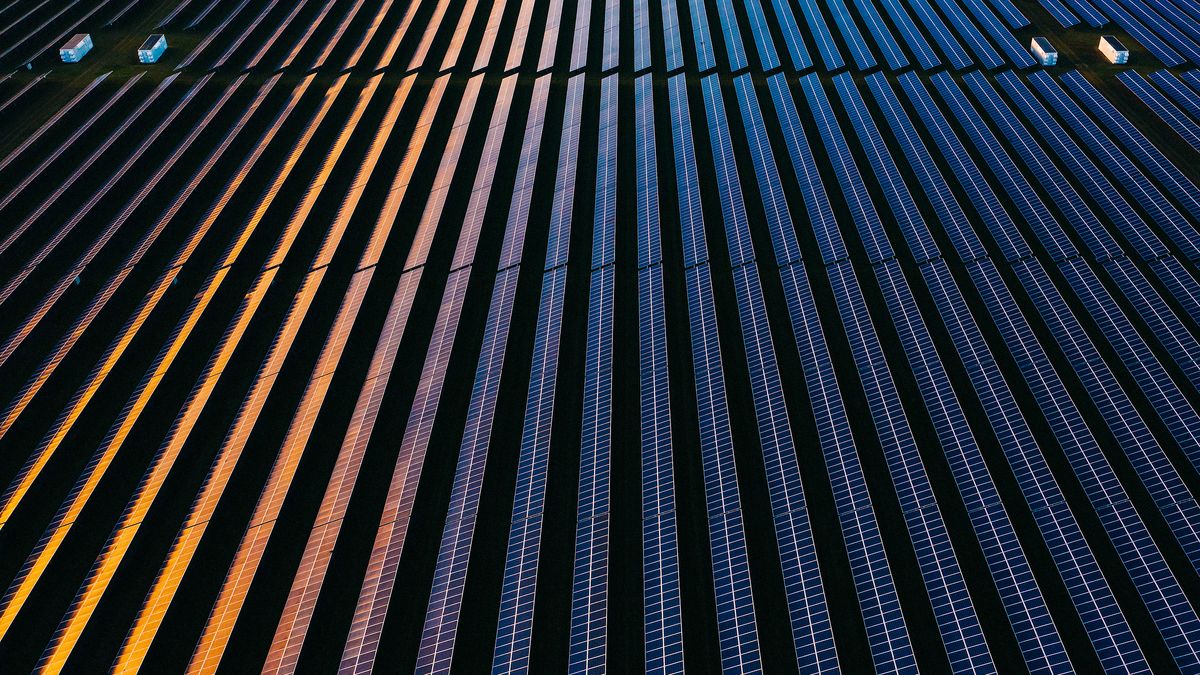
1031,37,1057,66
138,34,167,63
60,34,93,63
1100,35,1129,63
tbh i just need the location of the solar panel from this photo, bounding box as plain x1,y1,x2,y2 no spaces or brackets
668,75,762,670
702,72,839,673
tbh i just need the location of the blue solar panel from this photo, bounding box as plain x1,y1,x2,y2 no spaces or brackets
834,74,938,264
1027,71,1200,263
866,258,1070,674
713,0,750,70
702,72,839,673
569,263,615,672
1063,71,1200,225
995,72,1168,264
687,0,719,71
793,0,846,69
1058,258,1200,472
904,0,974,69
734,71,924,674
1118,71,1200,153
898,73,1031,261
1008,257,1200,667
633,0,652,70
864,73,986,262
731,75,803,266
930,73,1077,262
956,0,1034,66
963,72,1122,262
846,0,909,70
874,0,942,69
800,73,894,264
920,259,1147,673
1011,259,1200,574
766,74,848,264
493,77,586,671
635,74,684,675
824,0,877,69
660,0,685,70
1149,70,1200,121
807,257,991,672
928,0,1004,68
739,0,782,69
764,0,814,69
971,258,1200,672
668,75,762,670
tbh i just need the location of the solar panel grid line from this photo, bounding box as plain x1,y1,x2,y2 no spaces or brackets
766,74,849,265
956,0,1035,67
0,71,179,260
685,0,719,71
0,70,315,464
793,256,995,673
174,0,254,69
897,72,1033,263
845,0,909,70
918,259,1150,672
1035,0,1080,28
703,73,841,673
602,0,620,70
940,0,1009,68
504,0,542,71
1010,258,1200,570
474,0,513,70
793,0,847,69
1118,71,1200,154
491,265,568,673
1148,70,1200,122
799,73,896,265
592,76,618,270
14,70,388,674
968,258,1200,673
0,0,119,64
545,76,587,271
274,0,341,69
763,0,813,69
538,0,568,70
746,0,785,71
1087,0,1185,64
1059,0,1106,25
667,74,762,670
862,73,987,263
874,0,942,70
307,0,377,71
1056,258,1200,482
824,0,878,69
407,0,462,70
239,0,313,69
0,74,276,662
0,72,241,355
634,0,652,70
660,0,685,70
499,75,554,272
1110,0,1200,64
418,266,521,674
1024,72,1200,264
831,74,939,265
0,264,271,645
1148,255,1200,328
1141,0,1200,45
439,0,481,69
570,0,593,71
569,264,616,673
712,0,750,70
1103,256,1200,394
207,0,282,69
872,259,1075,673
